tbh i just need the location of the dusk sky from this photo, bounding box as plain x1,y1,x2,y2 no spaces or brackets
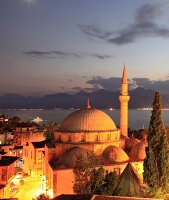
1,0,169,96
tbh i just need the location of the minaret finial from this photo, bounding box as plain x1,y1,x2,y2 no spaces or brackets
85,98,91,109
122,64,128,84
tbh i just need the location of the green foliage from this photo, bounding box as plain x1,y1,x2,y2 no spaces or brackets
43,122,60,141
73,153,119,196
0,114,22,130
90,167,105,194
73,152,98,195
143,91,169,193
128,129,148,140
141,185,168,199
0,114,39,131
98,170,119,195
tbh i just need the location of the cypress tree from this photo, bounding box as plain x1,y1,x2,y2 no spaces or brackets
143,91,169,191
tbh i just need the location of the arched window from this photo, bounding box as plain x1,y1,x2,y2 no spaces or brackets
68,135,71,142
107,133,111,140
95,135,99,141
58,135,61,141
81,135,85,142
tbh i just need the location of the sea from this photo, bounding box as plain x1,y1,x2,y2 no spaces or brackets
1,109,169,130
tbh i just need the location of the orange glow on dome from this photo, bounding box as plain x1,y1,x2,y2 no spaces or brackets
58,108,117,133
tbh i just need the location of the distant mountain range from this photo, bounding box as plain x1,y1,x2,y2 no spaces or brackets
0,87,168,109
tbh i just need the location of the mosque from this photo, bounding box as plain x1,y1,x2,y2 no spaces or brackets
23,65,148,198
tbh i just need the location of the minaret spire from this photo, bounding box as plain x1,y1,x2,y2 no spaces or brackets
119,65,130,137
122,64,128,84
85,98,91,109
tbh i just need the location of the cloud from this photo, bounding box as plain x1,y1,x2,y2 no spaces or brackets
91,54,114,59
86,76,122,91
24,51,81,59
72,86,101,93
86,76,169,95
78,24,113,40
68,79,73,82
133,77,169,94
79,3,169,45
72,87,83,91
24,50,113,60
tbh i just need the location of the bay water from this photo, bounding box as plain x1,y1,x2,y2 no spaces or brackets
1,109,169,130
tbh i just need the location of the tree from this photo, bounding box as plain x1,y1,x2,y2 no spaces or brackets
90,167,105,195
143,91,169,192
73,153,97,195
9,116,21,128
91,168,119,196
43,122,60,141
73,152,119,196
100,171,119,195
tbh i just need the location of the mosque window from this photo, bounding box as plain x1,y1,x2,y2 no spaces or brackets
68,135,71,142
107,133,111,140
81,135,85,142
94,135,99,141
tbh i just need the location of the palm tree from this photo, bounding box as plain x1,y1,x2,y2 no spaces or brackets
43,122,60,141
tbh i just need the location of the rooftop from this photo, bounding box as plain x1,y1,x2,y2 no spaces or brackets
53,194,89,200
0,156,20,166
91,196,163,200
116,163,143,197
52,195,163,200
13,146,23,150
32,140,46,149
46,142,56,148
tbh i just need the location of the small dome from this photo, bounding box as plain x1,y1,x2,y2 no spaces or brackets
125,137,140,151
58,108,117,133
102,145,129,164
61,147,88,168
130,140,148,161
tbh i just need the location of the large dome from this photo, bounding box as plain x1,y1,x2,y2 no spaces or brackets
58,108,117,133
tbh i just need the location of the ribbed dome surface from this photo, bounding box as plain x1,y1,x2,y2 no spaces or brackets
130,140,148,161
103,145,129,163
58,108,117,133
61,147,88,168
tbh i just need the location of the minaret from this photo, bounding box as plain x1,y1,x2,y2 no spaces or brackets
119,64,130,137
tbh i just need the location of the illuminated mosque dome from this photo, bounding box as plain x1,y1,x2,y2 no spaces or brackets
61,147,88,168
130,140,148,161
102,145,129,164
58,100,117,133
